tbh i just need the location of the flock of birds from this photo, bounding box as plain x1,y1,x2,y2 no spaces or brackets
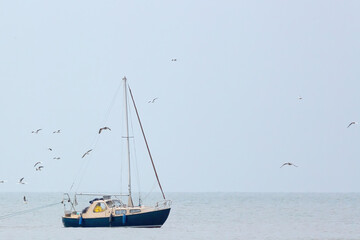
14,129,62,185
280,96,358,169
13,129,63,202
15,128,109,203
1,92,356,200
5,97,161,204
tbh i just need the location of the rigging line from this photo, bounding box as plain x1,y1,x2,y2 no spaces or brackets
102,81,123,124
119,101,127,196
74,128,105,193
128,85,166,200
68,81,122,193
0,202,61,220
74,142,98,193
119,105,126,196
68,134,100,193
128,100,142,203
69,141,94,193
119,138,124,195
142,180,158,202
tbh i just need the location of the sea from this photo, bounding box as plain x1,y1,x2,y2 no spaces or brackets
0,192,359,240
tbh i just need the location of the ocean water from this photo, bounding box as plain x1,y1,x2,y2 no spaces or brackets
0,192,359,240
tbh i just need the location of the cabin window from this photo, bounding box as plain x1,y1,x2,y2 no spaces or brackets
113,200,122,207
106,200,114,208
130,209,141,213
115,209,127,215
93,202,107,213
82,207,89,214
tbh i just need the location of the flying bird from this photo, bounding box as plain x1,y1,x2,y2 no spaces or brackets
53,130,61,134
82,149,93,158
298,96,303,100
99,127,111,134
0,180,6,183
31,129,42,134
347,122,357,128
171,59,177,61
53,157,61,160
34,161,42,167
148,97,158,103
36,166,44,171
48,148,53,151
18,177,26,184
280,162,298,168
23,196,27,204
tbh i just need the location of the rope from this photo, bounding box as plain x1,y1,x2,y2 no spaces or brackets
128,99,142,204
142,180,158,202
68,81,123,193
0,202,61,220
74,134,101,193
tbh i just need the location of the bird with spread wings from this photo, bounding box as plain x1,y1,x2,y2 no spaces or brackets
280,162,298,168
82,149,93,158
99,127,111,134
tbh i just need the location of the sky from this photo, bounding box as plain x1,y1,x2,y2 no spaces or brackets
0,0,360,193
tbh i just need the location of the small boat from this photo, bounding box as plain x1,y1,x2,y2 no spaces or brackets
62,194,171,228
62,77,171,228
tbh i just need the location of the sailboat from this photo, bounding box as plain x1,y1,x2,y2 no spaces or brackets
62,77,171,228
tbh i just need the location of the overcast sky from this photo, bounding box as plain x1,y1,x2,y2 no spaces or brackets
0,0,360,193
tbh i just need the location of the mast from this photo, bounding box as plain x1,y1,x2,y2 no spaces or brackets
123,76,134,207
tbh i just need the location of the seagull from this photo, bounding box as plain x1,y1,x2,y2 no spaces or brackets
347,122,357,128
53,157,61,160
36,166,44,171
99,127,111,134
31,129,42,134
23,196,27,204
82,149,93,158
48,148,53,151
148,97,158,103
0,180,6,183
298,96,303,100
280,162,298,168
171,59,177,61
53,129,61,133
33,161,42,167
18,177,26,184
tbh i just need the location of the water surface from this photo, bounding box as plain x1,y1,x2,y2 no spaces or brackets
0,192,359,239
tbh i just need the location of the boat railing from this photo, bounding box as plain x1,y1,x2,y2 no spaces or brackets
62,193,77,214
62,192,71,202
155,199,172,209
74,193,130,197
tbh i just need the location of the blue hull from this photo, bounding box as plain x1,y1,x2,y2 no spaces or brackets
62,208,171,228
